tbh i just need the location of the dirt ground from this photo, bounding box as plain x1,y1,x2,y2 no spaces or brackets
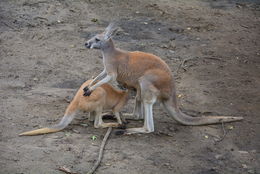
0,0,259,173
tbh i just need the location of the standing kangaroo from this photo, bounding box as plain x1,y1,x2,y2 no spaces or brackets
83,23,243,134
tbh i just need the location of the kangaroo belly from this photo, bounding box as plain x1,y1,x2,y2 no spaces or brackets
117,66,140,89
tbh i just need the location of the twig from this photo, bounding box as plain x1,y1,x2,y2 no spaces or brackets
176,56,223,74
33,16,49,21
154,130,174,137
57,166,78,174
87,127,112,174
203,57,222,61
22,1,47,6
216,121,227,142
1,21,18,31
240,24,249,29
176,58,193,73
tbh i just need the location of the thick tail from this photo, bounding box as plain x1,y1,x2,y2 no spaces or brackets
19,113,76,136
19,127,62,136
162,100,243,126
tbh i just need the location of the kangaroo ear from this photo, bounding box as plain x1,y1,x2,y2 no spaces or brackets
104,23,119,40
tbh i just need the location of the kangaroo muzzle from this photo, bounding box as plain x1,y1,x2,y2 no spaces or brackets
85,42,91,48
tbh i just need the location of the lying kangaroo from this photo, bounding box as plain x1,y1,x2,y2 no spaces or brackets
19,80,129,136
83,23,243,134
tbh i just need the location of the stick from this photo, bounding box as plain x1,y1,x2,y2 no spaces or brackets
216,121,227,142
176,58,193,73
1,21,18,31
87,127,112,174
57,166,78,174
204,57,222,61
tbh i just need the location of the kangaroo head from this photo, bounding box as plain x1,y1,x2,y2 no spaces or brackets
85,23,118,50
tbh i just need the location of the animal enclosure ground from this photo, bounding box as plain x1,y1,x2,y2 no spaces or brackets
0,0,259,174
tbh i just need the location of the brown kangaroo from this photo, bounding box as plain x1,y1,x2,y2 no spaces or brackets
19,80,129,136
83,23,243,134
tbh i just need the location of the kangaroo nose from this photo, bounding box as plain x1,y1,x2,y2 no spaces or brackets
85,42,90,48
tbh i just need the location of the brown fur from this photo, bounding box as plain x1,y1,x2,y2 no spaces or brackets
19,80,128,136
85,24,243,134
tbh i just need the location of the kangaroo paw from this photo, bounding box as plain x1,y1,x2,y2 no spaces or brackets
83,86,92,96
114,129,126,135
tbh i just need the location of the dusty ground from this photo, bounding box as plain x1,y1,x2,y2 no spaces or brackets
0,0,259,174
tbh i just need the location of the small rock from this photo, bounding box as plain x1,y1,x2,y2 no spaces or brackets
80,123,88,127
52,135,62,139
160,44,168,48
215,154,223,160
169,50,175,54
13,158,19,162
211,167,218,171
65,132,71,137
238,151,249,154
163,163,170,166
242,164,248,169
228,125,234,130
247,169,255,174
33,77,38,81
251,150,256,153
72,129,80,134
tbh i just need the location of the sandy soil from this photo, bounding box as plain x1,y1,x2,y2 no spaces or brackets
0,0,259,174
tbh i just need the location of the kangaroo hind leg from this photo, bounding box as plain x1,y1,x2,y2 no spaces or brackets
94,108,122,128
125,78,158,134
123,89,144,120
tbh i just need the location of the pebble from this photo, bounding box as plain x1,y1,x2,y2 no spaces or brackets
242,164,248,169
72,129,80,134
215,154,223,160
238,150,249,154
169,50,175,54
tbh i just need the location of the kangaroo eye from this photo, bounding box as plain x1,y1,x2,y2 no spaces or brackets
95,38,100,42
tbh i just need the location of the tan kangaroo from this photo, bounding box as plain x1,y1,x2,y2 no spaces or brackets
83,23,243,134
19,80,129,136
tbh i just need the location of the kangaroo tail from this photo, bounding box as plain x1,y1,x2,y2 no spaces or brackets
162,100,243,126
19,112,76,136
